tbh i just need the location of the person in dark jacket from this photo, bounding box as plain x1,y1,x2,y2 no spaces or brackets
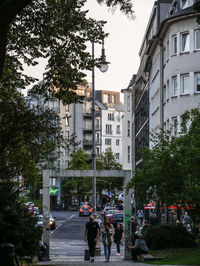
114,223,124,256
130,216,138,245
84,215,100,262
131,231,149,262
150,213,159,226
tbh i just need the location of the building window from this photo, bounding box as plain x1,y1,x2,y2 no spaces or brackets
127,121,130,137
96,147,100,155
127,96,130,112
103,94,109,103
105,138,111,145
172,117,178,136
54,160,60,169
128,146,131,163
115,153,120,160
172,76,178,96
96,119,100,130
116,139,120,146
65,161,69,169
195,30,200,50
172,35,177,55
163,47,166,65
181,32,189,53
163,85,166,103
50,178,56,187
181,74,189,94
112,95,116,104
108,112,114,121
116,125,121,134
106,124,112,135
166,41,169,61
167,80,169,100
66,117,69,126
195,73,200,92
65,145,69,156
66,131,69,139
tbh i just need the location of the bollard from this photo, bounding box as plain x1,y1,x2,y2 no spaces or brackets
0,243,15,266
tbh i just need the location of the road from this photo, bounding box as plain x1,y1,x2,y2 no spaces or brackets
49,211,125,263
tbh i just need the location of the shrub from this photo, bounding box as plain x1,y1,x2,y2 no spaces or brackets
142,223,196,250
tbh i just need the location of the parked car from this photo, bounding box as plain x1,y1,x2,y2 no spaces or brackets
101,206,116,218
34,206,40,215
35,214,56,230
79,205,93,216
110,213,124,227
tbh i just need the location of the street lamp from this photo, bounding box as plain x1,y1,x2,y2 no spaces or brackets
92,39,109,213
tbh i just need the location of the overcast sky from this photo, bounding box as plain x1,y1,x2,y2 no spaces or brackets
24,0,155,98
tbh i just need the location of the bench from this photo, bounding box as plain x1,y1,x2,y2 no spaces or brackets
139,253,164,262
128,247,164,262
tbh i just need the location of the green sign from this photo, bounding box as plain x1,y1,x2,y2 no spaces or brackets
50,187,59,195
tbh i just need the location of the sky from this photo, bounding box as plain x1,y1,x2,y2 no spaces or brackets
24,0,155,99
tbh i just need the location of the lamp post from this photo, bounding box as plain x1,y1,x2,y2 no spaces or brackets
92,39,109,213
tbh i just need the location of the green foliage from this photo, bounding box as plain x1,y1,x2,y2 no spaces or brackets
0,1,134,79
0,87,64,183
127,108,200,220
0,182,41,258
62,149,91,197
143,224,196,250
96,147,123,193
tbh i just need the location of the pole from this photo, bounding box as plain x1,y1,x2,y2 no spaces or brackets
92,42,96,213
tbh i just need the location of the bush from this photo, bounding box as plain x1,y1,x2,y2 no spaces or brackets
0,182,41,259
142,223,196,250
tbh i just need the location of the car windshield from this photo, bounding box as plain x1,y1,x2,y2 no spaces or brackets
38,215,43,222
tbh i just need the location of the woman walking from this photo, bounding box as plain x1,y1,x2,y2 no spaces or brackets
114,223,124,256
101,217,115,262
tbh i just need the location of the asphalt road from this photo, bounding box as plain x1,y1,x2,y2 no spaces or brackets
48,211,125,263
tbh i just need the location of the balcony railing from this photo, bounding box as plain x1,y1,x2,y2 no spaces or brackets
83,139,92,146
95,139,102,145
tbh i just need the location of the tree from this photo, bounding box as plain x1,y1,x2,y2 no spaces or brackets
96,147,123,194
0,87,65,183
0,0,134,102
127,109,200,222
62,149,92,205
0,181,41,259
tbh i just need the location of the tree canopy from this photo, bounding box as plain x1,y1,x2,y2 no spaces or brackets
127,109,200,220
0,0,134,104
96,147,123,193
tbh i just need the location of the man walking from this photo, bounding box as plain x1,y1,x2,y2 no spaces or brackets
84,215,100,262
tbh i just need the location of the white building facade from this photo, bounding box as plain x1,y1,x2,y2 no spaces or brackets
149,1,200,145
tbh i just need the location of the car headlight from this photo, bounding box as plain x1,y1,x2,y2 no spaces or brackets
49,221,53,225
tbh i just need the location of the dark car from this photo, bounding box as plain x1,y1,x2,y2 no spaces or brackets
110,213,124,227
79,205,93,216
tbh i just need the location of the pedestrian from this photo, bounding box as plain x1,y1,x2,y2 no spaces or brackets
137,209,144,227
130,216,138,245
131,231,149,262
150,213,159,226
84,215,100,263
101,217,115,262
113,223,124,256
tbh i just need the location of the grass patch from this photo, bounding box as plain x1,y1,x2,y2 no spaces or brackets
148,246,200,265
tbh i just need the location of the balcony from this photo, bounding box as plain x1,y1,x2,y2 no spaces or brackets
83,139,92,146
83,126,92,132
83,112,92,118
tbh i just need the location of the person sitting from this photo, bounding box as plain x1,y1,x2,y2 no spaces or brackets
131,231,149,262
